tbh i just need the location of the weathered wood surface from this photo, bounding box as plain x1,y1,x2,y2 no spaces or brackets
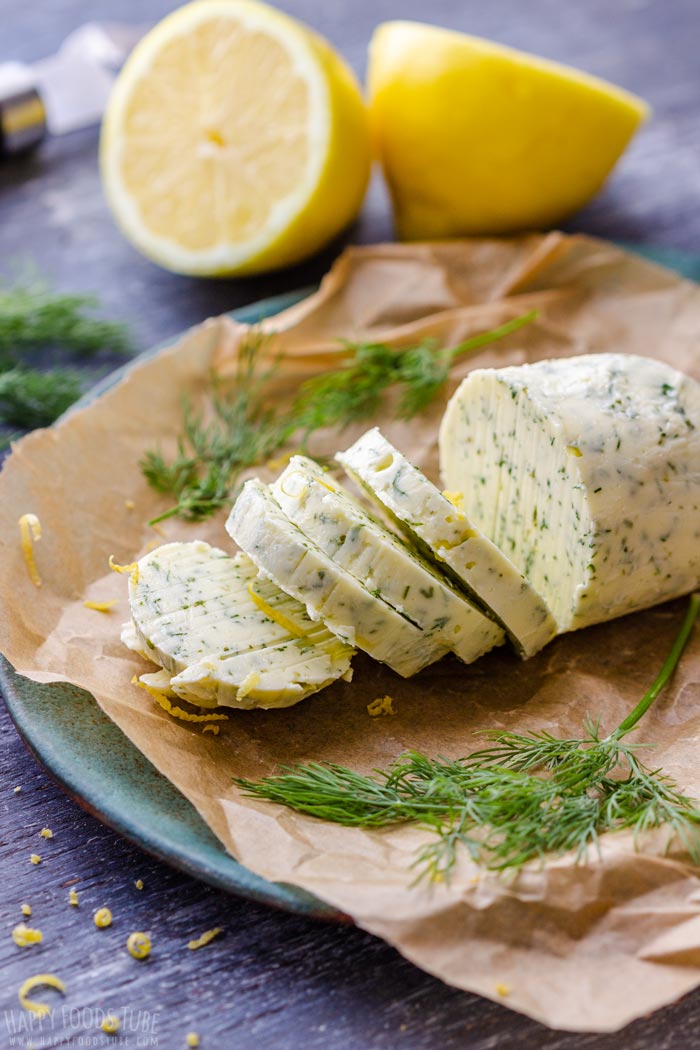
3,0,700,1046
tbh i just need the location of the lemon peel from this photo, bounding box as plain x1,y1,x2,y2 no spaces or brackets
135,678,228,725
18,974,65,1016
83,599,118,612
18,513,42,587
102,1015,120,1034
187,927,223,950
367,695,396,717
94,907,113,928
247,579,305,638
127,931,151,959
12,923,43,948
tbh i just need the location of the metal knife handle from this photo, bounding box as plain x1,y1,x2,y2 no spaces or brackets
0,85,47,157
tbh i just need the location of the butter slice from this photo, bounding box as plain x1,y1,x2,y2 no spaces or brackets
125,540,353,709
337,428,556,657
226,479,448,676
271,455,504,664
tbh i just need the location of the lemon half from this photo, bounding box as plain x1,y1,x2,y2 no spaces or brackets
100,0,371,276
368,21,649,239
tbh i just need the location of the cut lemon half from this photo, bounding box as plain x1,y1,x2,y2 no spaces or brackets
368,21,649,239
100,0,371,276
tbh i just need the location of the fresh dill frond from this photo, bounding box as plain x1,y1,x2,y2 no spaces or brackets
143,311,536,522
0,367,82,428
237,594,700,882
293,310,537,436
145,330,295,523
0,276,130,361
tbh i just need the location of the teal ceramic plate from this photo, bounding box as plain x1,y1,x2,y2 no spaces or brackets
3,246,698,919
0,287,342,921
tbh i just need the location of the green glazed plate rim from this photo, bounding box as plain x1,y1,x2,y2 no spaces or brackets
3,243,699,919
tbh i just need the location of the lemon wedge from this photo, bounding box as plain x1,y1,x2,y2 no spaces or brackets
368,21,649,239
100,0,370,275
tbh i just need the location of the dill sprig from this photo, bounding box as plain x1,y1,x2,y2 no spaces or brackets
0,276,130,362
291,310,537,436
0,367,82,429
236,594,700,881
144,311,535,522
0,274,131,443
144,331,295,523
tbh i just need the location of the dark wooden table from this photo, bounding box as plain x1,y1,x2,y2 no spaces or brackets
3,1,700,1047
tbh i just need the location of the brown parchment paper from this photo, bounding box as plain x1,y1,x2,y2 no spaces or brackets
2,233,700,1033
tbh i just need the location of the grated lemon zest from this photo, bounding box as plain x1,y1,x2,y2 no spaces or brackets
186,1033,200,1048
247,579,304,637
14,785,22,793
202,724,220,735
127,931,151,959
238,670,261,699
68,889,79,906
29,854,41,865
83,599,118,612
109,555,139,584
135,678,228,724
442,490,464,509
266,450,295,472
12,923,42,948
187,927,223,950
18,974,65,1016
21,904,32,917
94,907,112,928
40,828,53,839
495,982,511,997
367,695,396,718
102,1015,120,1034
135,879,144,891
151,522,167,538
124,499,135,511
18,513,42,587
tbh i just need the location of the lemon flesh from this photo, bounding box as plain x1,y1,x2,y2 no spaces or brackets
100,0,370,276
368,21,649,239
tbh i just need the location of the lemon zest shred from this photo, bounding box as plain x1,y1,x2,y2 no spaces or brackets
40,827,53,839
12,923,43,947
495,982,511,997
367,695,396,717
109,554,139,584
134,879,144,891
68,889,79,906
187,927,223,950
102,1015,120,1034
202,724,220,735
83,599,118,612
186,1033,200,1048
94,907,112,928
18,513,42,587
442,490,464,509
14,785,22,794
151,522,167,538
247,579,305,637
21,904,32,917
29,854,41,865
18,974,65,1016
127,931,151,959
135,678,228,723
124,499,135,511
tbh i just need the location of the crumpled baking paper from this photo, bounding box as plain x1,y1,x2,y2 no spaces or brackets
2,234,700,1032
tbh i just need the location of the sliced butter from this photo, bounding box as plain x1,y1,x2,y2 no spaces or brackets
337,428,556,657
